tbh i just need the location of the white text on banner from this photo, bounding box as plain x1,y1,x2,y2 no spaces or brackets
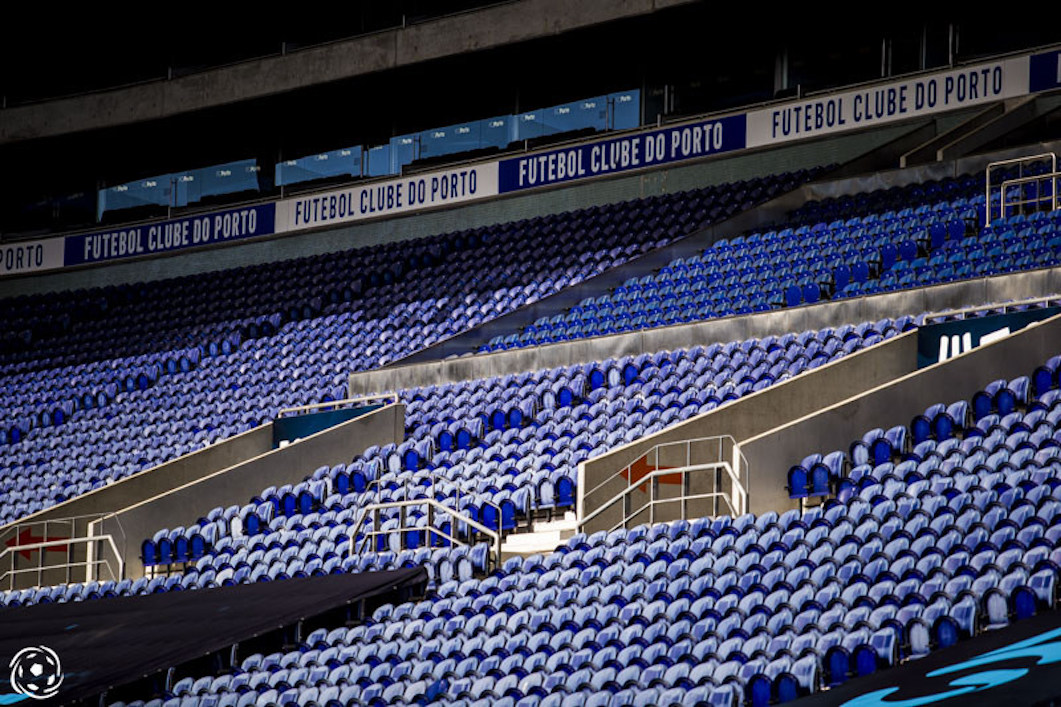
746,56,1031,148
275,163,500,233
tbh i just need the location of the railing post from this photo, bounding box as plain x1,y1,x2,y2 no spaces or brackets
682,468,689,521
650,475,656,525
619,481,628,526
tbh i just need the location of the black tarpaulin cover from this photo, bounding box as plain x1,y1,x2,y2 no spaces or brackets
0,567,427,705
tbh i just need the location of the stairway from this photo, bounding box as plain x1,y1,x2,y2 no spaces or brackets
501,512,578,558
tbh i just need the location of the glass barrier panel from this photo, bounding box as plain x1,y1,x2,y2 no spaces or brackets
420,121,482,160
609,89,641,130
514,110,546,142
171,172,197,208
97,88,641,219
97,176,171,219
276,147,362,186
542,95,607,136
480,115,514,150
389,135,418,174
196,159,261,198
365,145,394,177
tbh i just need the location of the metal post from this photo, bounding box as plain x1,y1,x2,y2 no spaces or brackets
715,466,721,516
650,476,656,525
427,494,434,548
919,24,927,71
623,485,631,529
682,468,689,521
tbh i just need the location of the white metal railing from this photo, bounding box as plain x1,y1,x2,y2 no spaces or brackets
0,535,125,590
362,469,505,535
0,514,127,590
985,153,1057,226
348,497,501,569
277,394,398,417
923,294,1061,324
1001,172,1060,222
580,436,749,534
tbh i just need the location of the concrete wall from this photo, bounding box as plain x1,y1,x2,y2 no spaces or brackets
93,403,405,579
350,265,1061,396
0,426,272,590
578,332,919,534
741,313,1061,517
0,0,699,144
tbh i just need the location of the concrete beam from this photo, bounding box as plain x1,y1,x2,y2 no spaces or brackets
899,104,1004,168
348,265,1061,396
0,0,697,144
937,95,1061,162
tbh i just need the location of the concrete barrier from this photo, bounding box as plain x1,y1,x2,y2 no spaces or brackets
578,331,919,533
0,425,273,535
741,313,1061,515
349,266,1061,397
93,403,405,579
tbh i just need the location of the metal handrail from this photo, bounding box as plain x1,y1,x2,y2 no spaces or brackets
277,394,398,417
1000,172,1060,222
985,153,1057,226
579,435,749,534
0,534,125,590
616,492,737,535
363,468,505,534
923,294,1061,323
580,462,742,532
583,434,745,503
348,497,501,569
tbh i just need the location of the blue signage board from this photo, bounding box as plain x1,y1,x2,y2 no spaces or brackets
1029,49,1061,93
497,113,747,193
65,203,276,267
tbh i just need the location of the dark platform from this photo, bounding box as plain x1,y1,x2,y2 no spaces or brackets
0,567,427,705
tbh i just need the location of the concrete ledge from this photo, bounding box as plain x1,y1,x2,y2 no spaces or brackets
349,266,1061,396
0,424,273,535
0,0,696,144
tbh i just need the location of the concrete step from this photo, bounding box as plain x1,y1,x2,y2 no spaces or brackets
501,512,578,557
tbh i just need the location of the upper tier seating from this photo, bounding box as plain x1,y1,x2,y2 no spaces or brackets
486,167,1060,352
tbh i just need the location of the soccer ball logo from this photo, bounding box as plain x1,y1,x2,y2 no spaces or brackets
8,646,63,700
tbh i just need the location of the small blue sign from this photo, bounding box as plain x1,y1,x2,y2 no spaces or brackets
1029,49,1061,93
